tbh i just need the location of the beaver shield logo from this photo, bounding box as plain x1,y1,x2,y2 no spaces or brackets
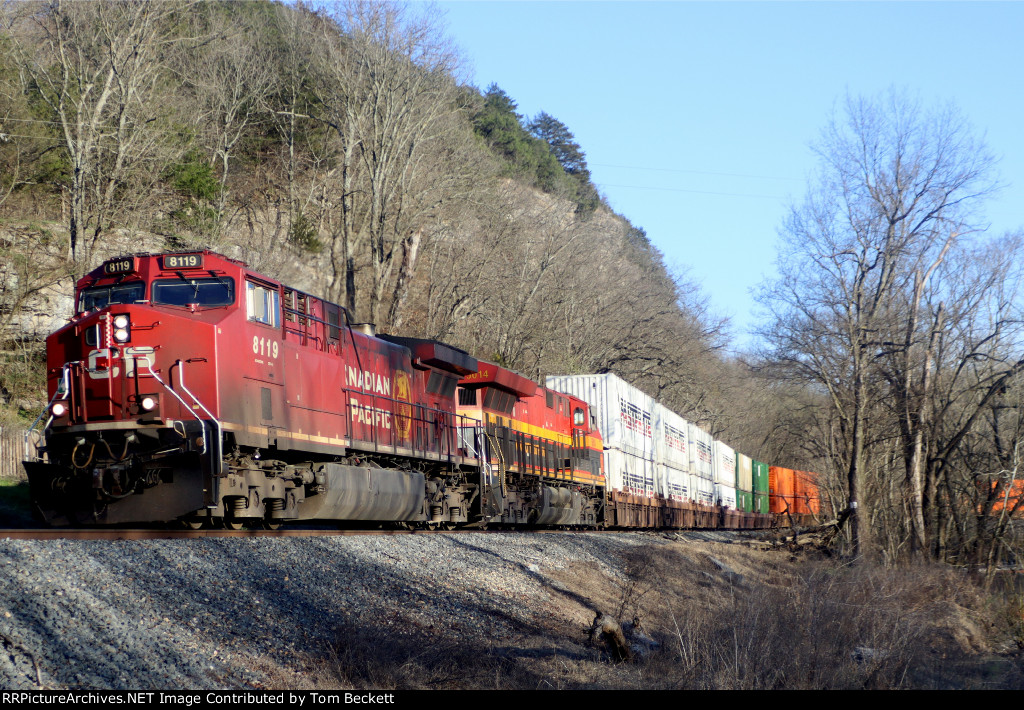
393,370,413,439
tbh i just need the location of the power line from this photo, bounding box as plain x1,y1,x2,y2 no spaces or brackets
596,182,787,200
592,162,803,182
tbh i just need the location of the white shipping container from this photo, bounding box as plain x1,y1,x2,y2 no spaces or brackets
688,423,714,481
662,463,691,502
547,374,655,458
715,483,738,511
654,403,691,472
694,475,715,506
736,453,753,493
714,440,736,486
603,447,657,498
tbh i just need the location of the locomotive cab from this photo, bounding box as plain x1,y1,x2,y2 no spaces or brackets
26,252,247,525
25,251,490,529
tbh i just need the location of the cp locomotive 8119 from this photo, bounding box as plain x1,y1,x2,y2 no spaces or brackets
23,251,610,528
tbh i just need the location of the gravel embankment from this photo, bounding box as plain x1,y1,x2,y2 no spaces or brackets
0,531,685,689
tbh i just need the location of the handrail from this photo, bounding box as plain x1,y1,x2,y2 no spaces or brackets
141,357,200,431
24,365,73,460
342,387,485,464
174,359,223,478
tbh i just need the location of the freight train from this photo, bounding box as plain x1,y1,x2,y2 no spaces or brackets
23,251,820,528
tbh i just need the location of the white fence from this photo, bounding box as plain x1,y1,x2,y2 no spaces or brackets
0,427,29,480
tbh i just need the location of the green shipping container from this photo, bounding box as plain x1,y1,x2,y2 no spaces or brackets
755,492,770,515
737,489,753,513
735,454,754,512
752,459,770,495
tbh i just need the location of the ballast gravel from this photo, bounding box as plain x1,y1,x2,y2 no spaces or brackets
0,531,675,689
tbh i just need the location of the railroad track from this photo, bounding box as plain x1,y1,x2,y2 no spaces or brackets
0,525,619,540
0,526,474,540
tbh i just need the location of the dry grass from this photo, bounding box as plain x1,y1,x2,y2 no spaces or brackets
0,478,34,526
305,537,1024,690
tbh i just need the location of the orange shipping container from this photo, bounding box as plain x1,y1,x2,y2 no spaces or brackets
769,466,795,514
989,479,1024,514
793,470,821,516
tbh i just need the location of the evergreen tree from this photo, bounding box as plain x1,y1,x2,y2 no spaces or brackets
483,83,521,120
527,111,590,179
473,84,529,163
471,84,565,193
528,111,599,215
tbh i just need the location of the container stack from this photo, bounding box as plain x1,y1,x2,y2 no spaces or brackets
547,372,803,528
546,374,657,498
752,459,770,514
713,440,737,510
653,402,692,502
736,453,753,513
687,421,715,506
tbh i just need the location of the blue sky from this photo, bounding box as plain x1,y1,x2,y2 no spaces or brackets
435,1,1024,351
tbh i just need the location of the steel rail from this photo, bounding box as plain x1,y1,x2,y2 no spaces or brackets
0,526,618,541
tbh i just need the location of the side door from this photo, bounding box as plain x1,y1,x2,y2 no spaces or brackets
242,277,286,447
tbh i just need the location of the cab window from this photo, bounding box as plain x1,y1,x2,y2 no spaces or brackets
152,277,234,307
79,281,146,311
325,303,341,341
247,281,280,327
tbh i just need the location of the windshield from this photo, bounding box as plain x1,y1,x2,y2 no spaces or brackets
79,281,146,312
152,277,235,307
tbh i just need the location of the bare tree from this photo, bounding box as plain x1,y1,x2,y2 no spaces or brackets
263,2,325,255
173,5,277,235
0,19,40,212
760,90,999,560
0,228,71,420
7,0,187,270
309,0,467,325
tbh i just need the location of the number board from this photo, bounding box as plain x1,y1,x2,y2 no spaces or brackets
162,254,204,270
103,257,136,275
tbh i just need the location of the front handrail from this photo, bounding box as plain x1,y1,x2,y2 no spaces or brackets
174,359,223,477
140,358,221,477
24,365,73,461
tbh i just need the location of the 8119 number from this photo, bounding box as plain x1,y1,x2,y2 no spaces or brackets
253,336,279,359
163,254,203,269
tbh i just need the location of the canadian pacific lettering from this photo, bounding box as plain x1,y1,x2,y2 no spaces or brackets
346,366,391,396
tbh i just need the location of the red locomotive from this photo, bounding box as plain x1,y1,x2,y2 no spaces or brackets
456,361,605,526
24,251,607,528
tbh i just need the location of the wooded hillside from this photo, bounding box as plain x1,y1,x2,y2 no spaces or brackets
0,0,735,429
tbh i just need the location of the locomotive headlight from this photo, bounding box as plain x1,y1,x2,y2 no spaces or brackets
112,314,131,343
51,402,67,417
140,396,157,411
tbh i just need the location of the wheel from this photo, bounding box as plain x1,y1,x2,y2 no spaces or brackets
222,517,245,530
263,520,282,531
179,518,205,530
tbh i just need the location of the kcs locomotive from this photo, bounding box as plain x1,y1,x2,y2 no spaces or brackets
23,251,818,528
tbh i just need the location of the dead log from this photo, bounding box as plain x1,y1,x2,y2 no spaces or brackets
589,612,632,663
